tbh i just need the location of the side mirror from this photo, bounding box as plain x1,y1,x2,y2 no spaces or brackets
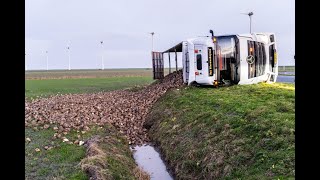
209,30,214,38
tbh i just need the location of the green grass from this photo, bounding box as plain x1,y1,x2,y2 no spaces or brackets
25,69,152,80
25,125,147,180
146,83,295,179
25,76,154,100
79,125,149,180
25,126,101,180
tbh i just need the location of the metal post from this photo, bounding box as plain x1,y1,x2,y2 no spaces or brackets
161,53,164,78
150,32,154,76
175,49,178,71
152,52,155,79
168,52,171,73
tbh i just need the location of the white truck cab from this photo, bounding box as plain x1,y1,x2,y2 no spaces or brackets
153,31,278,87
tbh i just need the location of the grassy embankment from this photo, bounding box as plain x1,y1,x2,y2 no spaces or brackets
146,83,295,179
25,74,153,179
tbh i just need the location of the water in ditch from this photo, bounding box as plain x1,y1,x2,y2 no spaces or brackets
131,144,173,180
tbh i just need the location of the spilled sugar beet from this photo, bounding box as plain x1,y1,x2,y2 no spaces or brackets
25,70,184,145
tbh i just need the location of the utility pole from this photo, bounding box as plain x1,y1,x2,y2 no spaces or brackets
100,41,104,70
46,51,49,71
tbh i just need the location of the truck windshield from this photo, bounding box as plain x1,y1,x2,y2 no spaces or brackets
217,36,237,70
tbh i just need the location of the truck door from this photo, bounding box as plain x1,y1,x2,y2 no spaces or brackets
269,44,277,73
194,44,208,82
152,52,164,79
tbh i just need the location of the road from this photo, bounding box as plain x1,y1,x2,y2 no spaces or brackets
277,75,295,83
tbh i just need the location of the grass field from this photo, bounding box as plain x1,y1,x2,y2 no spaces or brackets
146,83,295,179
25,70,154,179
25,76,154,100
26,67,293,80
278,66,295,72
25,68,173,80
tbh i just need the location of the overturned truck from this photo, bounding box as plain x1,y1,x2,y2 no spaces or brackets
152,31,278,86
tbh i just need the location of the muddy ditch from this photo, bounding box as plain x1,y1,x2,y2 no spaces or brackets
131,143,174,180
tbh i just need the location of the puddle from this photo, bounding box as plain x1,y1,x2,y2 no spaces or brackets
131,144,173,180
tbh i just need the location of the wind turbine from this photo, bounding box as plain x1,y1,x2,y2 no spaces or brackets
100,41,104,70
241,11,254,34
150,32,154,51
46,50,49,71
67,41,71,70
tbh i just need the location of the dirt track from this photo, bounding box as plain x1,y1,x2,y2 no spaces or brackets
25,70,184,145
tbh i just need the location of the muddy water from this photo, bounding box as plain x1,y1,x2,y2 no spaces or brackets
131,144,173,180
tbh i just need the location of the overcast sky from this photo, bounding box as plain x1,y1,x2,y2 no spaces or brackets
25,0,295,70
